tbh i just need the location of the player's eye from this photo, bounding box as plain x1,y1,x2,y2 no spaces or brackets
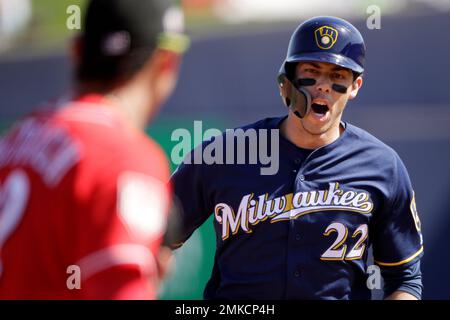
304,68,319,75
331,72,345,80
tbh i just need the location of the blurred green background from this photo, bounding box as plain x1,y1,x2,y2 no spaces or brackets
146,119,226,299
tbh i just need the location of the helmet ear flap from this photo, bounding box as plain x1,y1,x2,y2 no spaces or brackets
277,72,311,118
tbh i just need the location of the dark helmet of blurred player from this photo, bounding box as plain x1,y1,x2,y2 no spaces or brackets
72,0,190,127
77,0,189,82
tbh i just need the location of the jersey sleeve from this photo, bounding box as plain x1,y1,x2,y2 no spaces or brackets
169,146,213,249
381,259,423,299
372,153,424,268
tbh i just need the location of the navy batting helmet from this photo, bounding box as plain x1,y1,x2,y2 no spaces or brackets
281,16,366,77
277,16,366,118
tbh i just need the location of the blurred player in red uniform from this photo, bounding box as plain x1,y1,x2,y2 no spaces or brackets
0,0,189,299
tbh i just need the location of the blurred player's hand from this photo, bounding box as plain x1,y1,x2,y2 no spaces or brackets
156,246,175,283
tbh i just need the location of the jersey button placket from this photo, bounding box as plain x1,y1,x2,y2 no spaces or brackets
293,158,302,173
288,154,311,297
294,173,306,200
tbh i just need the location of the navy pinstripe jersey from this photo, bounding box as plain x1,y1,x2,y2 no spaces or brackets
171,116,424,299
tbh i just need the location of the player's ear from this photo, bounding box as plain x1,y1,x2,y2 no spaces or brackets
152,49,181,78
349,75,363,100
147,48,182,106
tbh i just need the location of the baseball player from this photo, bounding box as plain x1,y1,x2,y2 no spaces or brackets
170,16,424,300
0,0,188,299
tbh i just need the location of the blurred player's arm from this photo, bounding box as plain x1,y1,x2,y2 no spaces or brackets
168,146,213,249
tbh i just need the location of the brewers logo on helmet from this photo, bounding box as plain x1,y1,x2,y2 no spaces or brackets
314,26,339,50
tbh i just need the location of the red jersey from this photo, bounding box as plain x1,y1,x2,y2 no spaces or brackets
0,94,171,299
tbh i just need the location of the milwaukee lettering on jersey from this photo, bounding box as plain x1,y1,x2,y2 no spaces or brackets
214,183,373,240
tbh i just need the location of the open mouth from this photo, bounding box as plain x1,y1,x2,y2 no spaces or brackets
311,102,329,115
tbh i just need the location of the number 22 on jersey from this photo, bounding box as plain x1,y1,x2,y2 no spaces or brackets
320,222,368,261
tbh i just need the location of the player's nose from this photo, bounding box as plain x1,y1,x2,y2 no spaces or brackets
316,78,332,93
